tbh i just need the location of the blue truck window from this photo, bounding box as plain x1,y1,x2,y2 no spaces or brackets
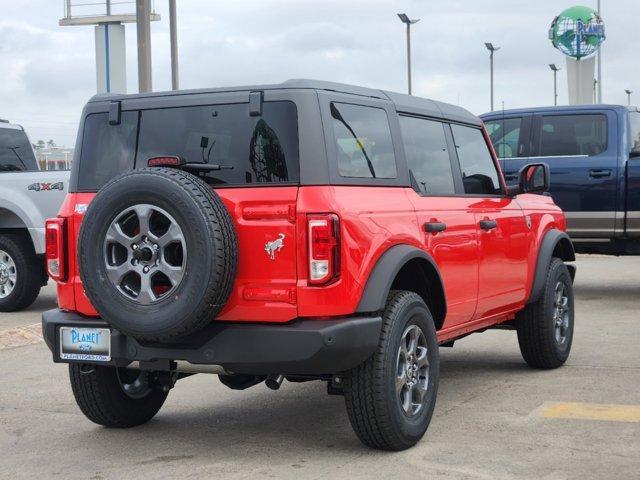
539,114,607,157
630,112,640,155
485,117,522,158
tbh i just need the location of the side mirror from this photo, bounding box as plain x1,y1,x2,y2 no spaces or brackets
507,163,550,196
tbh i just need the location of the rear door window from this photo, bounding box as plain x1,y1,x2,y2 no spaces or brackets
399,116,455,195
484,117,524,158
451,124,502,195
77,111,139,191
137,101,299,186
538,114,607,157
330,102,397,179
0,128,38,172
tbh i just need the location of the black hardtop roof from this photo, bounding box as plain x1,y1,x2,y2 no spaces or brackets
88,78,481,126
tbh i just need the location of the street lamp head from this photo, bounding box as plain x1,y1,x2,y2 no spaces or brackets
398,13,420,25
485,42,500,52
625,89,632,95
549,63,560,71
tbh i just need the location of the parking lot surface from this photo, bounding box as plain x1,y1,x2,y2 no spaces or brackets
1,255,639,479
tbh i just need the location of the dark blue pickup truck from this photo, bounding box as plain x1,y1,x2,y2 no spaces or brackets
481,105,640,255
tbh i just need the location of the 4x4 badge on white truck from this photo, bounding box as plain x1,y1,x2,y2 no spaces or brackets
265,233,285,260
28,182,64,192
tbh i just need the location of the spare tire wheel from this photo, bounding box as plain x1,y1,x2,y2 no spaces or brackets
78,167,238,342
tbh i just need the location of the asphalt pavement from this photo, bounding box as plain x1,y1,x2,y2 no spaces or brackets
0,255,638,479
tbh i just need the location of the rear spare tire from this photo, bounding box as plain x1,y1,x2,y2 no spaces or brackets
78,167,237,342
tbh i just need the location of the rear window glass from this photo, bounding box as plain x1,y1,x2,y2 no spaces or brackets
484,117,523,158
0,128,38,172
137,101,299,186
539,114,607,157
330,103,397,179
77,111,139,190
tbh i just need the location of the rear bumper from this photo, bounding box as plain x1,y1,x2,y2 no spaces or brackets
42,309,382,375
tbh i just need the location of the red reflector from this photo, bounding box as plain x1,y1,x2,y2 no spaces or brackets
45,218,67,282
147,156,184,167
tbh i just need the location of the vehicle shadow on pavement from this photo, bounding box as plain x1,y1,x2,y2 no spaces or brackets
58,351,536,459
65,380,370,457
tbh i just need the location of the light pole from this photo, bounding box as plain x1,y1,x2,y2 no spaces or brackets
398,13,420,95
485,43,500,111
597,0,602,103
169,0,179,90
136,0,153,92
625,89,633,106
549,64,560,106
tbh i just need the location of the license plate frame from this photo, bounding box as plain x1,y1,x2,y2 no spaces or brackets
59,326,111,362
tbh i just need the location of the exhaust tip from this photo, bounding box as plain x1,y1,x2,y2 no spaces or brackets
265,374,284,390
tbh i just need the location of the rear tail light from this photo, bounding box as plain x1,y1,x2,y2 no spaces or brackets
45,218,67,281
307,214,340,285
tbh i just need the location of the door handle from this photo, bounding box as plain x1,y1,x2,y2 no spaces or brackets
479,219,498,230
504,173,518,181
424,221,447,233
589,169,612,179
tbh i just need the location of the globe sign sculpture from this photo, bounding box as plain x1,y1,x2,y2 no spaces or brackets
549,6,605,59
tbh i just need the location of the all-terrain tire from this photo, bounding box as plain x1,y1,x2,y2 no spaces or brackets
78,167,237,342
343,290,440,451
516,257,574,369
69,364,169,428
0,234,41,312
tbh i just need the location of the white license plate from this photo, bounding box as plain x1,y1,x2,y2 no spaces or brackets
59,327,111,362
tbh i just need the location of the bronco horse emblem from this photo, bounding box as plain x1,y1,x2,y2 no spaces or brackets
265,233,285,260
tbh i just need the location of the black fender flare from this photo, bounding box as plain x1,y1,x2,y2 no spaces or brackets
356,244,446,318
528,229,576,304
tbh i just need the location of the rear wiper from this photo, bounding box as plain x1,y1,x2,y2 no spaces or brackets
183,162,234,172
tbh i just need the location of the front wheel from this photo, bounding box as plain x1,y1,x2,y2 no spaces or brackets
69,364,169,428
0,235,41,312
516,257,574,369
343,290,440,451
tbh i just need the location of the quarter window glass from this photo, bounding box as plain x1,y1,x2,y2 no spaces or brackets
77,112,139,191
399,116,455,194
330,103,397,179
539,114,607,157
485,117,523,158
630,112,640,155
451,124,502,195
0,128,38,172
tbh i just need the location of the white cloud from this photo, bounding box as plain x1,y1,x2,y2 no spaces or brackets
0,0,638,146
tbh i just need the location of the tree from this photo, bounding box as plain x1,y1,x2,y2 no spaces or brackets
36,140,45,150
47,139,56,148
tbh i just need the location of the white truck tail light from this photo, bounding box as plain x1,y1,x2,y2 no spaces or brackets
308,214,340,285
45,218,67,281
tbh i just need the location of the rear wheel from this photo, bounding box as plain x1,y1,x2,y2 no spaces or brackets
0,235,41,312
69,364,169,428
517,258,574,369
343,290,439,451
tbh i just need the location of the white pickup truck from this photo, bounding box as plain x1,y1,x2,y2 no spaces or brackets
0,120,69,311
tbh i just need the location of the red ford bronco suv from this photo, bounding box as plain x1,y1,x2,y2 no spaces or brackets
42,80,576,451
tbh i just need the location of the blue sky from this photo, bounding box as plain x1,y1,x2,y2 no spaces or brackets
0,0,637,146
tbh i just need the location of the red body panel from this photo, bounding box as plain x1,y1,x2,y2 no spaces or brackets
54,182,566,341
